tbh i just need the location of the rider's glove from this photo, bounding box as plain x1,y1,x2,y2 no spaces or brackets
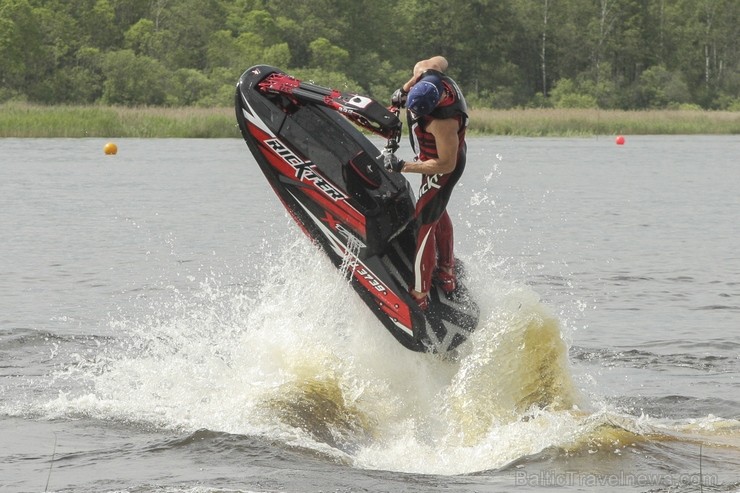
383,151,405,172
390,87,408,108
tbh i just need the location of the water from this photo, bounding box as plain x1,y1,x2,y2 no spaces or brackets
1,136,738,493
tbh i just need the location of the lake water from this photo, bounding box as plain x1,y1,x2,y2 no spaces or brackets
1,136,738,493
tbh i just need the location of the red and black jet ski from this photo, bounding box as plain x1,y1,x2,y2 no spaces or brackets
235,65,478,353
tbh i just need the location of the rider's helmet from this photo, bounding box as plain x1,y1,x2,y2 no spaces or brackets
407,74,444,116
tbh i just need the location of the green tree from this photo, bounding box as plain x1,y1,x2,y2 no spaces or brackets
0,0,48,99
329,0,400,93
262,42,291,68
205,29,243,70
124,18,162,58
79,0,120,49
199,66,240,106
101,49,169,105
109,0,150,29
240,9,282,45
512,0,554,97
636,64,690,108
169,68,211,105
265,0,348,68
155,0,225,70
309,37,349,72
1,0,737,109
549,78,598,108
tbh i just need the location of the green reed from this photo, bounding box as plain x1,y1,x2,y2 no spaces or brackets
467,108,740,136
1,103,738,138
0,104,239,138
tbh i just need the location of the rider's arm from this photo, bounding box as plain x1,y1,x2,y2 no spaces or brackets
402,56,449,92
401,117,458,175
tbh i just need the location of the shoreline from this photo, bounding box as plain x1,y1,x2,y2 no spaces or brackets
1,103,738,138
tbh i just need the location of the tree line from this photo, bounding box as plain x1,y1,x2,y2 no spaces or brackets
1,0,738,110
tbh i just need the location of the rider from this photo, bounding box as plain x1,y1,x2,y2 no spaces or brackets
384,56,468,310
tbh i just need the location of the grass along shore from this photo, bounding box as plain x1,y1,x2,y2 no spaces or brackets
1,103,738,138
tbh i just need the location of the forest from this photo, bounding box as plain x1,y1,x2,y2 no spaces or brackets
1,0,739,111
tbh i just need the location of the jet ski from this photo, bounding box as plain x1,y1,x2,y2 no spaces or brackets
235,65,478,353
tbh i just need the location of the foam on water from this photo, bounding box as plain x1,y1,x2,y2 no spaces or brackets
30,205,739,478
25,233,601,474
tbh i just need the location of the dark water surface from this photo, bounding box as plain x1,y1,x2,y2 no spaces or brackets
1,136,738,492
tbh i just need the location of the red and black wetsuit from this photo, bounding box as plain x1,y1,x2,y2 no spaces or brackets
407,73,468,294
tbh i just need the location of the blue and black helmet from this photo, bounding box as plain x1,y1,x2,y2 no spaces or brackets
407,74,444,116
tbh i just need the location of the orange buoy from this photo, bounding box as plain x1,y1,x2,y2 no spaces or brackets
104,142,118,155
615,135,626,145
